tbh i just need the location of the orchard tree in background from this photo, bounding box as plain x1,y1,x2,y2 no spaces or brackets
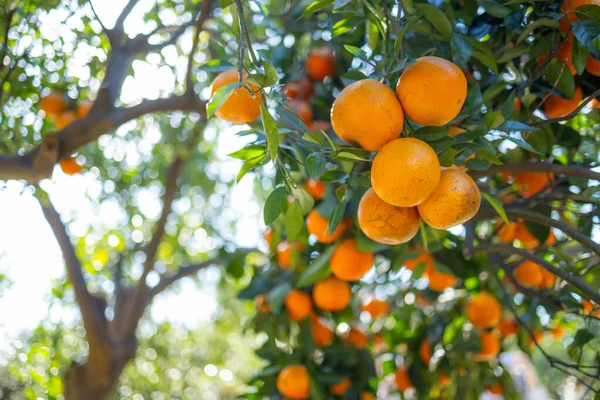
1,0,600,399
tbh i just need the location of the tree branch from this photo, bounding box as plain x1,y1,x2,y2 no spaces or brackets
472,243,600,304
113,0,140,35
186,0,213,91
149,259,223,298
529,87,600,126
469,161,600,181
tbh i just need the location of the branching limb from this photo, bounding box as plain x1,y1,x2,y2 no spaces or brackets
149,258,223,298
186,0,213,91
469,162,600,181
529,88,600,126
113,0,141,37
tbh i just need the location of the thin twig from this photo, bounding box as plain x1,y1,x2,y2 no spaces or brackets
530,88,600,126
469,161,600,181
149,258,222,298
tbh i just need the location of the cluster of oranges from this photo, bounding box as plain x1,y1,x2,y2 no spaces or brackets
329,56,481,243
39,91,91,175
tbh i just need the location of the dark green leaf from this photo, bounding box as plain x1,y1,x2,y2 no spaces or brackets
340,70,369,86
296,244,338,287
465,158,491,171
429,137,456,152
307,152,327,180
484,111,505,129
334,0,351,9
545,59,576,98
505,137,543,155
477,0,511,18
285,200,304,241
499,120,537,132
267,282,291,311
572,20,600,58
327,200,347,234
501,92,516,119
237,154,267,182
451,34,473,67
264,61,279,86
207,81,244,117
303,130,325,145
264,187,288,225
572,38,591,75
343,45,372,64
574,4,600,25
414,126,449,141
261,104,279,161
467,83,483,115
439,148,457,167
415,3,453,40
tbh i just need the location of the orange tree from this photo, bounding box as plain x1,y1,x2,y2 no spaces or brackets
1,0,600,399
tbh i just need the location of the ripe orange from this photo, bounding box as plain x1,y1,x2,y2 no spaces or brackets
361,297,389,319
55,111,77,130
77,99,93,117
264,227,275,247
394,367,413,392
305,179,326,199
417,169,481,230
514,172,554,198
487,383,504,395
306,209,350,243
467,292,502,328
283,77,313,100
396,56,467,126
331,79,404,151
551,326,565,339
357,188,420,245
311,316,334,347
528,330,543,346
285,290,313,321
306,47,336,81
513,221,539,249
514,260,544,288
40,91,68,117
497,318,518,337
425,265,458,291
276,241,304,269
495,220,517,243
477,330,501,361
371,138,440,207
559,0,600,32
555,36,577,75
544,87,582,119
209,69,261,124
360,392,376,400
256,294,270,313
330,239,374,281
514,98,522,110
345,328,368,349
448,126,466,137
539,267,556,290
330,377,351,395
277,364,310,399
288,99,313,126
419,340,431,365
404,248,434,271
586,56,600,76
439,372,451,386
313,276,352,311
59,157,84,175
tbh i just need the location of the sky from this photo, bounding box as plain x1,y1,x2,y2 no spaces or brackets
0,0,263,349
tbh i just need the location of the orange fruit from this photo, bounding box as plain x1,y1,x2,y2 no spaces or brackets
330,377,351,395
345,328,368,349
305,179,326,199
425,265,457,291
487,383,504,395
361,297,389,319
394,367,413,392
551,326,565,339
513,221,539,249
528,330,543,346
448,126,466,137
331,79,404,151
559,0,600,32
285,290,313,321
544,87,582,119
497,318,518,337
396,56,467,126
77,99,93,117
477,330,501,361
539,267,556,290
514,98,522,110
264,227,275,246
514,172,554,198
404,249,434,271
495,220,518,243
439,372,451,386
277,364,310,399
556,36,577,75
256,294,270,313
311,316,334,347
586,56,600,76
467,292,502,328
209,69,261,124
59,157,84,175
40,91,68,117
583,299,593,313
55,111,77,130
283,77,313,100
357,188,420,245
361,392,376,400
306,209,350,243
514,260,544,288
313,276,352,311
371,138,440,207
288,99,313,126
417,169,481,230
306,47,335,80
419,340,431,365
330,239,374,281
276,241,304,269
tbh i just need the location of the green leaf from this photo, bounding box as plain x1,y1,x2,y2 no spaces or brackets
412,259,428,279
415,3,453,40
573,4,600,25
499,120,537,132
451,34,473,67
237,154,267,182
545,58,576,99
573,329,594,346
469,39,500,74
296,244,338,287
497,45,531,64
340,70,369,86
439,148,457,167
334,0,351,9
465,158,491,171
264,61,279,86
572,20,600,58
484,111,505,129
467,83,483,115
366,19,379,50
267,282,291,311
475,148,502,165
414,126,449,141
572,38,591,75
264,187,288,225
334,149,371,161
307,152,327,180
443,316,466,344
505,136,543,155
501,92,515,119
517,18,560,45
429,137,456,152
327,200,347,234
300,0,334,18
261,104,279,161
303,130,325,145
207,81,244,117
228,144,266,160
285,200,304,241
482,193,509,224
343,45,373,64
477,0,511,18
